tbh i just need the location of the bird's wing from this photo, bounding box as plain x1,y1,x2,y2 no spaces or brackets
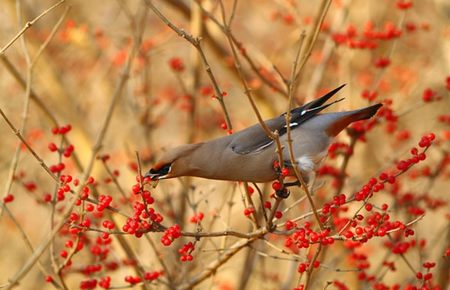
229,117,284,154
231,84,346,155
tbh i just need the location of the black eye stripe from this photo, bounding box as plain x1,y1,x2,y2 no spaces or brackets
150,163,171,175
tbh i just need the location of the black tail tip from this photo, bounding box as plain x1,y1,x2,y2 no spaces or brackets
360,103,383,119
322,84,347,99
369,102,383,114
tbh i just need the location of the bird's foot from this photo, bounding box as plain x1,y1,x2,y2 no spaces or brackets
275,187,290,198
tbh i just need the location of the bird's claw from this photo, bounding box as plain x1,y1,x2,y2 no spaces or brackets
275,187,290,198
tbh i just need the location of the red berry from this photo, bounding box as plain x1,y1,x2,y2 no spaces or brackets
70,212,80,222
355,227,364,235
272,181,282,191
422,88,436,102
244,207,254,216
343,231,354,239
48,143,58,152
132,184,141,194
397,0,413,10
377,228,386,237
65,240,74,248
297,263,307,273
43,193,52,202
374,57,390,68
418,153,426,160
3,194,14,203
310,232,319,242
60,250,68,258
168,57,184,72
361,90,378,101
281,168,290,176
285,220,296,230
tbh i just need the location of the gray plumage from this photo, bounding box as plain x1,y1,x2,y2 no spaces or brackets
146,85,382,183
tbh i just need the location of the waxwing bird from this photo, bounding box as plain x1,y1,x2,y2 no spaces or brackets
146,85,382,184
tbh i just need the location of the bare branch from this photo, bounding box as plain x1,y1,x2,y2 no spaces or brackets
0,0,65,56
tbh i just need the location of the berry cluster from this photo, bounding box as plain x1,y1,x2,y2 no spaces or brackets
161,224,181,246
98,276,111,289
332,20,403,50
297,260,320,273
124,275,141,284
179,241,195,262
122,180,162,238
123,269,162,285
243,207,255,217
97,194,113,211
284,222,334,250
189,212,204,223
51,124,72,135
328,142,352,159
80,279,97,289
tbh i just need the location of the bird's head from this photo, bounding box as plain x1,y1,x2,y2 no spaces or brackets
145,161,173,180
145,143,201,180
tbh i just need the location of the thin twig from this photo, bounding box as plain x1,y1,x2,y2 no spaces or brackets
243,182,260,228
332,134,358,196
304,244,323,289
293,0,332,93
253,183,268,224
0,6,69,220
145,0,233,131
194,0,288,97
306,1,349,98
3,8,142,287
1,206,63,289
285,31,324,231
178,234,263,290
0,0,65,56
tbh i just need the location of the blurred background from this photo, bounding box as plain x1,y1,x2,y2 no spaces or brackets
0,0,449,289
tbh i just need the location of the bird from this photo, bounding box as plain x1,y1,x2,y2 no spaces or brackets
145,84,382,186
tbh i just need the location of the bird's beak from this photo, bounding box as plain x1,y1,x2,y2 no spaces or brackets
144,171,160,180
144,170,164,188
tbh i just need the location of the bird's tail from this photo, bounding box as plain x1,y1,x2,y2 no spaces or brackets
326,103,382,136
